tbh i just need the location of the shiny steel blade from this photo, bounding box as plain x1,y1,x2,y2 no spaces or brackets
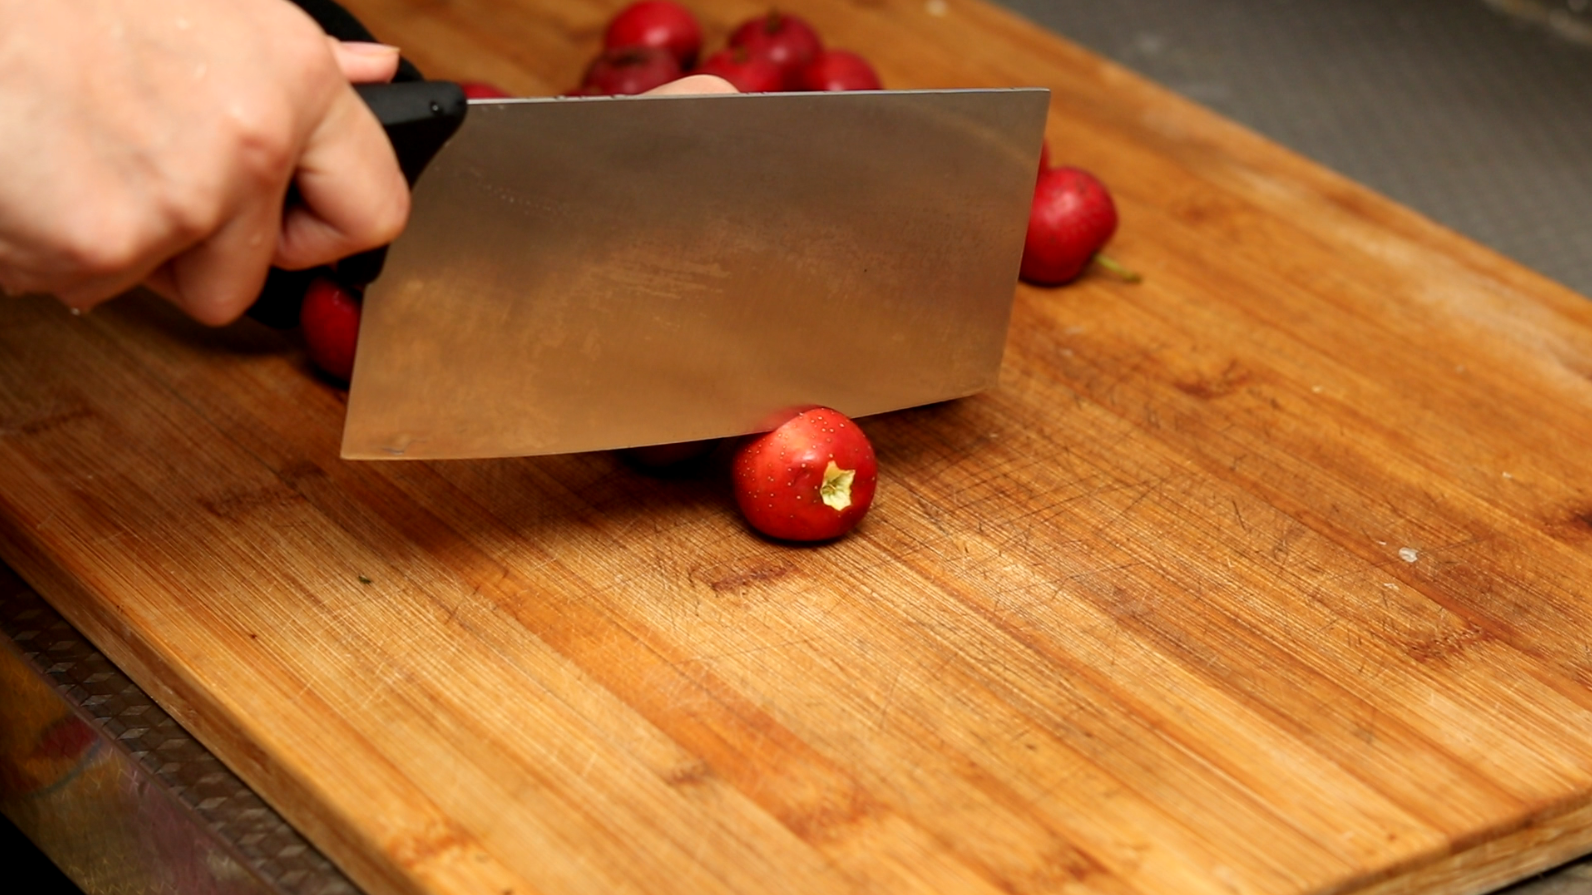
342,88,1049,459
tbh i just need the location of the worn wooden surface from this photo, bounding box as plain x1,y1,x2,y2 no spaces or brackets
3,0,1592,893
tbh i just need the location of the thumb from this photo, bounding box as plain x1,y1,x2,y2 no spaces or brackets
328,39,401,84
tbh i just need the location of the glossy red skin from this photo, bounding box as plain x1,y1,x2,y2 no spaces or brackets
604,0,704,69
33,717,95,762
582,45,683,95
300,277,361,383
0,715,96,798
732,407,878,542
797,49,881,91
692,48,784,93
459,80,513,99
728,11,822,89
1020,166,1119,285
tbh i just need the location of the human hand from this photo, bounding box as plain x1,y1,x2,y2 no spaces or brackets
642,73,739,96
0,0,410,325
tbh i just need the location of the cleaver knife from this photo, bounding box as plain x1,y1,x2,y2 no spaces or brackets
336,83,1050,460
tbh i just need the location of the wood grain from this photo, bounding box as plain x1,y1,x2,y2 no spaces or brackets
3,1,1591,893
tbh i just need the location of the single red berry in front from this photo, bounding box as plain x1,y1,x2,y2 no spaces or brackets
731,407,878,542
1020,166,1119,285
728,10,823,90
604,0,704,69
582,45,683,95
693,47,784,93
798,49,882,91
300,276,362,383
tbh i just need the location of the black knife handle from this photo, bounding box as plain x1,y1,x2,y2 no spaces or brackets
354,80,469,187
246,80,467,328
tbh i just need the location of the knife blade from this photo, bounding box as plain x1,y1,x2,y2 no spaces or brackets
341,87,1049,460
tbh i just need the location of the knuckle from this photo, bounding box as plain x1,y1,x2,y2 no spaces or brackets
56,212,148,278
370,186,411,246
157,190,218,247
226,107,300,184
337,184,410,259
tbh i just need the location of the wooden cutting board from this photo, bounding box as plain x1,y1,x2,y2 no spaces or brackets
3,1,1592,893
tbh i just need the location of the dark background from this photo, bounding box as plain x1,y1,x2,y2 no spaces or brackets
4,814,79,894
1001,0,1592,298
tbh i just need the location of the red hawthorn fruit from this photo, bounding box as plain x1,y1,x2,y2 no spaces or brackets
693,47,784,93
604,0,704,69
797,49,882,91
300,276,362,383
731,407,878,542
32,717,95,762
582,45,683,95
728,10,823,89
1020,166,1120,285
459,81,513,99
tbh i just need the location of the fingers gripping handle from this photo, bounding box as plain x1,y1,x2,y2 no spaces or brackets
354,80,469,186
247,80,467,328
333,81,468,285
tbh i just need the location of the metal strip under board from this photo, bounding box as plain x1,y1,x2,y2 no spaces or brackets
0,566,356,895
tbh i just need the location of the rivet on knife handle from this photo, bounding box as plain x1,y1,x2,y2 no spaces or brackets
353,80,469,187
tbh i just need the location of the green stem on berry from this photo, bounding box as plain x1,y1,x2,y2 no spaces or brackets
1094,252,1142,283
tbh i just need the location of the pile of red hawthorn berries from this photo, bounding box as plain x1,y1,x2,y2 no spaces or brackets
571,1,883,95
